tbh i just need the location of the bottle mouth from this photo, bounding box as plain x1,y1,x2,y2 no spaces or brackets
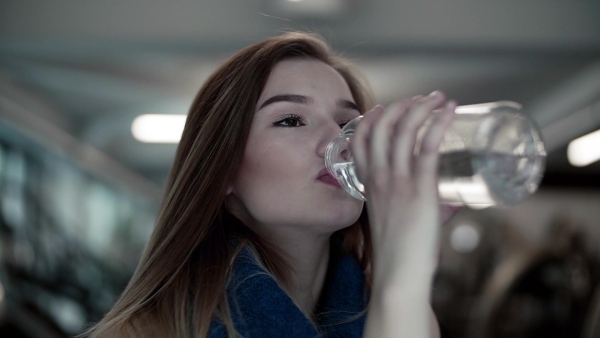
324,140,338,177
326,115,363,176
325,115,367,201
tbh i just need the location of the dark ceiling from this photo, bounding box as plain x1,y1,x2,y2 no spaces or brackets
1,0,599,194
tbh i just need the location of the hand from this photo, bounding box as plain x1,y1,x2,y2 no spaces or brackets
353,91,456,277
355,92,456,337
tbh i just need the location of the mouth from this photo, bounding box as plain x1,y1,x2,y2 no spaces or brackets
317,172,342,188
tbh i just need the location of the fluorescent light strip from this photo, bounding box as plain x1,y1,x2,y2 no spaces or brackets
131,114,187,143
567,129,600,167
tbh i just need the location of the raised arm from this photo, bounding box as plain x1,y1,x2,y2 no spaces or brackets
353,92,456,338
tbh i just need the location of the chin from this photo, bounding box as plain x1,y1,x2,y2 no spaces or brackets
324,206,363,230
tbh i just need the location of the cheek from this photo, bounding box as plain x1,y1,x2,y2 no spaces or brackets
233,141,307,211
239,142,300,186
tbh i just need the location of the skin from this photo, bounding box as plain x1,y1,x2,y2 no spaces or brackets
227,58,457,337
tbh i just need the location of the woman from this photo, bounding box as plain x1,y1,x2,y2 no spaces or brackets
86,32,456,338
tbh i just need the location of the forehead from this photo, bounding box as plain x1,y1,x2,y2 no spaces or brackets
259,58,353,100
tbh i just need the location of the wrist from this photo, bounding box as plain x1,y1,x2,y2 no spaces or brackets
372,272,433,304
372,250,437,294
366,281,432,337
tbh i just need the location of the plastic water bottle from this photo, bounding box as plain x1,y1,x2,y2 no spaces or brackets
325,101,547,208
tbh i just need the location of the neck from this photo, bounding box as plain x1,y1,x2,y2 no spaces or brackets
260,228,332,317
286,234,331,316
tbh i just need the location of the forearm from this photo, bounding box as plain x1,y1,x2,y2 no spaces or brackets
364,280,432,338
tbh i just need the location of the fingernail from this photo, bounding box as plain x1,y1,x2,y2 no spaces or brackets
429,90,442,98
362,105,382,120
367,105,384,114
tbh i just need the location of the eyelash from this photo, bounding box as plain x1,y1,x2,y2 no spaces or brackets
273,114,350,129
273,114,306,127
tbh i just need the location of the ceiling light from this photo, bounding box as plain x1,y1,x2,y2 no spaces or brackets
450,222,481,254
131,114,186,143
267,0,347,19
567,129,600,167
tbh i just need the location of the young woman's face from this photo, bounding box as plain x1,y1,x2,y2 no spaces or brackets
227,58,364,237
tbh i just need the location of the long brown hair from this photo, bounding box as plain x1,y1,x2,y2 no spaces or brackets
86,32,375,338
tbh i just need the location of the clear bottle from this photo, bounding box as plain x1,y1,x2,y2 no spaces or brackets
325,101,547,208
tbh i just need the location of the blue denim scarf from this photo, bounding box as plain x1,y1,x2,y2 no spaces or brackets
209,243,368,338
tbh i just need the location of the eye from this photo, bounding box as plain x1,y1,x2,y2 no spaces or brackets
273,114,306,127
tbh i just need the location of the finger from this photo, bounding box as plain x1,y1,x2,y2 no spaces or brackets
352,105,385,184
369,99,414,178
414,100,456,188
392,91,447,176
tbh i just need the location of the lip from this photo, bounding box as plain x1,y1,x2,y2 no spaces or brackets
316,168,342,188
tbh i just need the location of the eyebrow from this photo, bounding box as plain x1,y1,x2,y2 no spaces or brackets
259,94,311,109
258,94,360,112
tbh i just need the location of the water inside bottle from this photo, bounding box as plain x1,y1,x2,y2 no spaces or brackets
438,150,543,207
331,149,544,207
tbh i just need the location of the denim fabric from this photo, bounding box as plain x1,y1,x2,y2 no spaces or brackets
209,244,367,338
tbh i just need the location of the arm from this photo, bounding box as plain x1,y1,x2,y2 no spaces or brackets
351,92,455,338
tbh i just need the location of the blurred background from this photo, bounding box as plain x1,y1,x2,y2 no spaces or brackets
0,1,599,337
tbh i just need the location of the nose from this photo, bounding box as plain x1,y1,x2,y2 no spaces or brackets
316,119,343,158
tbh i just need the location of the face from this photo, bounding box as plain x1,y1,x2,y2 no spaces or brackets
227,58,364,238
